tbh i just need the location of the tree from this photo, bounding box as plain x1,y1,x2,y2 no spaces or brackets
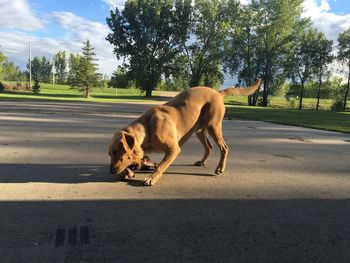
0,51,7,80
252,0,305,107
67,53,83,88
2,61,25,81
54,51,67,84
109,67,129,89
0,51,25,81
30,56,42,82
27,56,52,83
287,28,320,110
338,28,350,110
312,33,333,111
106,0,191,97
40,56,52,83
224,3,262,105
178,0,236,88
67,40,101,98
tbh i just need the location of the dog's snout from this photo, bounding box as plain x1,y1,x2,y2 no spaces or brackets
110,167,117,174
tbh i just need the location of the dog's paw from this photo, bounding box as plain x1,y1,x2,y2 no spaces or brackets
143,177,156,186
215,167,224,175
194,161,205,166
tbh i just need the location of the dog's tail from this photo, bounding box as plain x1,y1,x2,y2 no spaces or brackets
219,79,262,97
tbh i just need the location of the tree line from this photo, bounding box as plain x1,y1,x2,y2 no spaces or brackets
0,40,103,98
1,0,350,110
106,0,350,110
0,52,27,82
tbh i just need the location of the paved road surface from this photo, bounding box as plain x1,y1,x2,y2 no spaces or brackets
0,100,350,262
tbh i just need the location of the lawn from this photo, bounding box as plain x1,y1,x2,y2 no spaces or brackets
1,82,349,133
224,95,342,110
0,82,161,103
225,105,350,133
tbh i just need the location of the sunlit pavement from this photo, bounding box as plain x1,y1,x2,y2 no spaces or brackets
0,100,350,262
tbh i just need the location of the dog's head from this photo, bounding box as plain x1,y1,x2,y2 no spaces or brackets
108,131,140,179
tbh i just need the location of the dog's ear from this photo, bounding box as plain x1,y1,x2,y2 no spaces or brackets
121,132,135,151
110,132,123,153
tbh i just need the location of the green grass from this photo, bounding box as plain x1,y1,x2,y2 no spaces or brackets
1,81,349,133
225,105,350,133
224,95,347,110
0,82,162,103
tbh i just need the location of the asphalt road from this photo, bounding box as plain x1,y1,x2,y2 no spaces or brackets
0,100,350,262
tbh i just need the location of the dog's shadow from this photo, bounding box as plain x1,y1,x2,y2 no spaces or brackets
0,163,115,184
0,163,214,185
124,169,215,187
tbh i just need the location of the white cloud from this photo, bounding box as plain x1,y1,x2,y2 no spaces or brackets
101,0,125,10
46,12,122,76
239,0,250,5
0,0,44,30
0,10,122,76
1,0,350,79
303,0,350,43
303,0,330,19
302,0,350,82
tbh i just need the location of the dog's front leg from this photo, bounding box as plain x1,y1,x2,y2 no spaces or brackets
143,147,181,186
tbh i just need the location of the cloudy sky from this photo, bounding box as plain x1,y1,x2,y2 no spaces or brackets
0,0,350,83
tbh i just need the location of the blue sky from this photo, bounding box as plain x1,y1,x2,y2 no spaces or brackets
1,0,350,84
30,0,110,25
327,0,350,15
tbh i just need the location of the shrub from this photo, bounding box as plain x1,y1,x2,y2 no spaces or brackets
32,80,41,94
257,96,270,107
285,94,297,108
331,100,344,112
0,82,4,92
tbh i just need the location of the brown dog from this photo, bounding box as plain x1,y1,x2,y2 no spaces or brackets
109,79,261,185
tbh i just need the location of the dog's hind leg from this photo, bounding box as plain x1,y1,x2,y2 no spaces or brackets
208,125,228,175
194,130,213,166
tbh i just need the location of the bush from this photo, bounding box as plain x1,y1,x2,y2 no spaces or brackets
331,100,344,112
32,80,41,94
0,82,4,93
257,96,270,107
285,94,297,108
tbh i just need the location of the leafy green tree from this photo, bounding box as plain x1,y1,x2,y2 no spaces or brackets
287,28,320,110
106,0,191,97
312,33,333,111
67,40,101,98
338,28,350,110
179,0,236,88
0,51,7,80
54,51,67,84
30,56,42,82
67,53,83,88
2,61,24,81
27,56,52,83
224,3,262,105
252,0,306,107
40,56,52,83
109,67,129,89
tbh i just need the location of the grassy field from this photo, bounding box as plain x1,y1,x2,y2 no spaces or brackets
1,82,349,133
0,82,161,103
225,105,350,133
224,95,344,111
